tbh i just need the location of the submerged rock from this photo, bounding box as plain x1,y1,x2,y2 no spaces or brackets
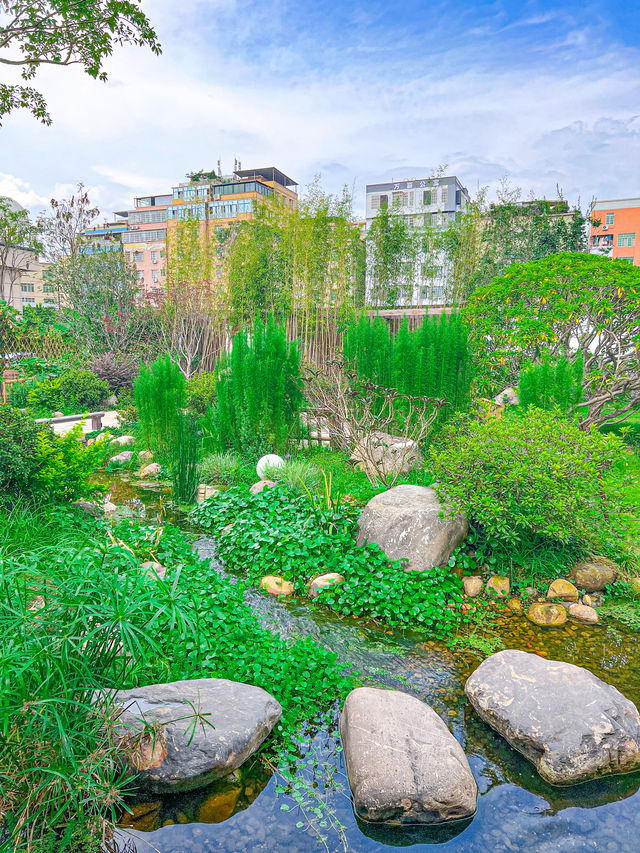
526,601,567,627
465,649,640,784
109,678,282,793
506,597,523,615
570,558,618,592
568,603,599,624
340,686,477,824
356,485,468,571
307,572,345,598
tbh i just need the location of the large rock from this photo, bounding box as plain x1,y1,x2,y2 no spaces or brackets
571,559,618,592
356,485,468,571
259,575,294,596
340,687,477,824
526,601,567,627
109,678,282,793
465,649,640,784
352,431,424,481
109,450,133,465
547,578,579,602
111,435,135,447
139,462,161,479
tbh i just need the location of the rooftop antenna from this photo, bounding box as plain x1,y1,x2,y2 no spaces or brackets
233,157,238,172
217,159,222,178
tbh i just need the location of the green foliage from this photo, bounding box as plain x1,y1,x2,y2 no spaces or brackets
0,405,45,493
342,312,473,428
519,352,583,414
365,200,419,306
190,486,462,636
186,370,217,414
170,412,199,503
431,408,624,545
8,377,37,407
0,0,160,125
213,316,303,455
26,368,109,414
199,451,249,486
263,459,323,493
134,354,186,454
0,501,353,848
464,253,640,428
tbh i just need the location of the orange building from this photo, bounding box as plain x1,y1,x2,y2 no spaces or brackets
589,198,640,265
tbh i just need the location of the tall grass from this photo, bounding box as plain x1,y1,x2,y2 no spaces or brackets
134,354,186,455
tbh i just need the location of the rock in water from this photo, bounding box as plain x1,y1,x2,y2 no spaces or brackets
571,558,618,592
340,687,477,824
109,678,282,793
526,601,567,627
356,485,468,571
465,649,640,785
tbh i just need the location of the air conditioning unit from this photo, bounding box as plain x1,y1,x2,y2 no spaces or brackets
602,225,608,230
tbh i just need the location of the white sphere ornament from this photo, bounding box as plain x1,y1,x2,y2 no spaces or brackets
257,454,285,479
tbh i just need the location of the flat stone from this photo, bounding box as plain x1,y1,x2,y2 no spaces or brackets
568,603,599,624
547,578,579,602
109,678,282,793
463,576,483,597
307,573,345,598
570,559,618,592
340,687,477,824
249,480,276,495
485,576,510,598
138,450,154,463
356,485,468,571
526,601,567,627
111,435,135,447
109,451,133,465
259,575,294,596
465,649,640,784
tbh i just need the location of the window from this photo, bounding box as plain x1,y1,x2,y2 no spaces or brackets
441,186,449,205
21,283,34,292
618,233,635,247
133,251,144,262
423,190,433,205
151,251,158,264
152,269,159,283
129,209,167,225
22,297,35,305
605,212,615,225
43,283,55,293
379,194,388,208
455,190,462,206
392,191,406,206
370,195,380,210
121,228,167,243
137,271,144,281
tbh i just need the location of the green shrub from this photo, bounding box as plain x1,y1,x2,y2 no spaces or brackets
263,459,322,493
518,352,583,414
7,378,37,408
186,370,217,415
213,316,303,456
27,368,109,414
0,405,44,493
190,486,462,636
199,451,245,485
170,412,199,503
134,354,186,454
431,408,624,545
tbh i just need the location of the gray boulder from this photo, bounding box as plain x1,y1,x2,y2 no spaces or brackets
109,678,282,793
109,450,133,465
352,431,424,481
465,649,640,784
356,485,468,571
340,687,477,824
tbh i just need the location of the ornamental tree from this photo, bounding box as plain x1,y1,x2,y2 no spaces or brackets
464,252,640,429
0,0,160,124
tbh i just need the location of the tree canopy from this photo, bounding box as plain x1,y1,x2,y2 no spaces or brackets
0,0,160,124
464,252,640,428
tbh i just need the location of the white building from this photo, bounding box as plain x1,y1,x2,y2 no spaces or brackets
364,175,470,306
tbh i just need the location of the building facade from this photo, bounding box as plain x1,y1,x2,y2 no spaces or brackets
118,194,171,305
589,198,640,265
364,174,470,306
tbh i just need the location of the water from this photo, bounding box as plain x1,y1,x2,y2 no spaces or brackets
105,474,640,852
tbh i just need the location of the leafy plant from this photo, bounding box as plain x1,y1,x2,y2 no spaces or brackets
186,370,217,415
27,368,109,415
431,407,624,546
134,354,186,454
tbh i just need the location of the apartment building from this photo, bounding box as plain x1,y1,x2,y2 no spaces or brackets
589,198,640,265
0,197,53,313
117,194,171,305
364,174,470,306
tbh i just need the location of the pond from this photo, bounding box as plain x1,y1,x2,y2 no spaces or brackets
106,475,640,853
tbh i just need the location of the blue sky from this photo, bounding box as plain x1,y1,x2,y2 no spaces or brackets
1,0,639,219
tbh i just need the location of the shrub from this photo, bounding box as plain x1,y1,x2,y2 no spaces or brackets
0,405,44,493
199,451,245,485
263,459,322,493
430,408,624,545
213,316,303,456
134,354,186,454
27,368,109,414
89,353,139,392
186,370,217,415
170,412,199,503
518,352,583,414
190,486,462,636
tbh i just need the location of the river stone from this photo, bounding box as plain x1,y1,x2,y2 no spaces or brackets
356,485,468,571
506,597,523,615
485,576,510,598
526,601,567,627
139,463,161,478
307,572,345,598
547,578,579,602
568,603,599,624
570,559,618,592
249,479,276,495
465,649,640,784
111,435,135,447
109,450,133,465
110,678,282,793
340,687,477,824
259,575,294,596
463,576,483,597
138,450,154,463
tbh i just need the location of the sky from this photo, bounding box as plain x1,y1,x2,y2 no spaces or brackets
1,0,639,221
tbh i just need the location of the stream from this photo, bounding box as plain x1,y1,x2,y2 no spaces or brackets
101,474,640,853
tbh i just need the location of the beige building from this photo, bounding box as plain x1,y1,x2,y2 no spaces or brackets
0,197,53,313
